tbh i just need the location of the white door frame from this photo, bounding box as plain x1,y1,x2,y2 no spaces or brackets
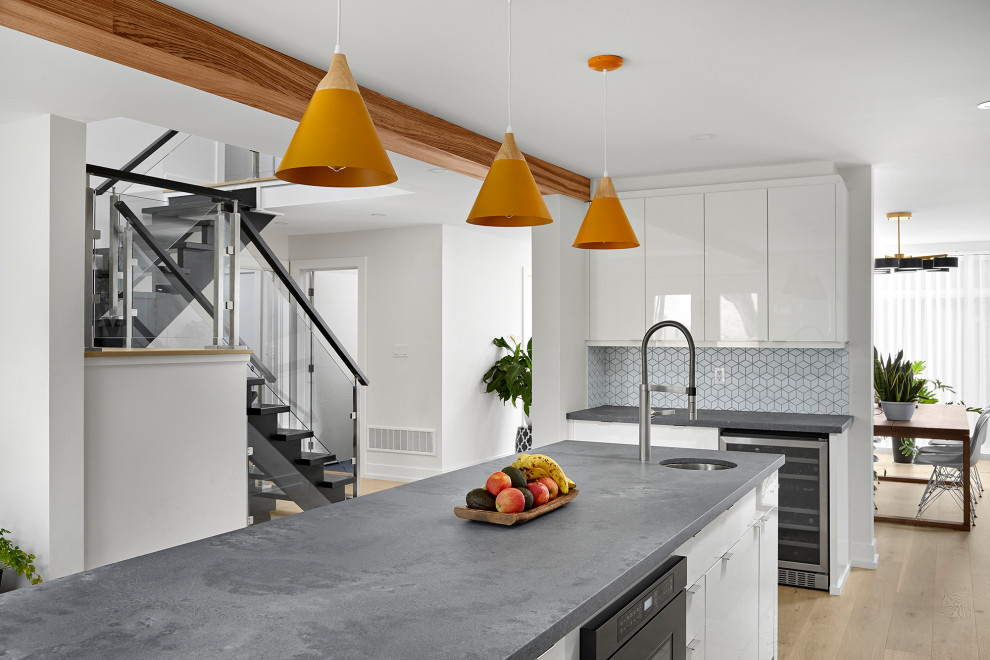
291,257,368,478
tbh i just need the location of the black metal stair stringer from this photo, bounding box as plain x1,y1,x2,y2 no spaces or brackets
248,425,332,511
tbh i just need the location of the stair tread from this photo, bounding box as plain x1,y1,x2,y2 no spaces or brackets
248,485,287,499
297,452,336,466
274,427,314,440
247,404,289,416
173,241,214,251
246,377,265,387
317,474,356,489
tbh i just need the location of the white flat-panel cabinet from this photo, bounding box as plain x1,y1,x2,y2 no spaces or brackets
705,524,760,660
645,194,706,340
588,198,646,341
758,508,778,660
768,184,836,341
704,190,768,342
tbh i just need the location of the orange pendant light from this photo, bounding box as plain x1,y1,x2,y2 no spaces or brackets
276,1,397,188
573,55,640,249
467,0,553,227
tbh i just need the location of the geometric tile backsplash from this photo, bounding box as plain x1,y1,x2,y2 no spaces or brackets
588,346,849,415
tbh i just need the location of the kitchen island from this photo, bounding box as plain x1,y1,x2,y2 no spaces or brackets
0,441,782,659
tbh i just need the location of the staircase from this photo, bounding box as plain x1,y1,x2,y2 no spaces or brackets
245,377,355,523
88,163,368,524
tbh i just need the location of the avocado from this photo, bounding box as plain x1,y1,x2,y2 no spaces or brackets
466,488,497,511
502,466,528,489
519,486,534,511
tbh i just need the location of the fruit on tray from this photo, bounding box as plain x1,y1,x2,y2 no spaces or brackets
466,488,497,511
485,472,512,496
495,488,526,513
526,481,550,507
535,476,559,500
463,454,577,514
511,454,575,495
502,466,528,489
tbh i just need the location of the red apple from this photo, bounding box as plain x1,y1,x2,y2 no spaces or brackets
486,472,512,496
527,481,551,507
536,477,559,500
496,487,526,513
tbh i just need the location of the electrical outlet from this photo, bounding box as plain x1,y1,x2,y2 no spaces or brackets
393,344,409,358
713,367,726,385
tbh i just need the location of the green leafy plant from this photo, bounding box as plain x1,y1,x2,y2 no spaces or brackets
873,348,926,403
0,528,42,585
483,336,532,419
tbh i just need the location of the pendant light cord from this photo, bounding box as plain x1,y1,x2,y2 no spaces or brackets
334,0,342,54
506,0,513,133
602,69,609,177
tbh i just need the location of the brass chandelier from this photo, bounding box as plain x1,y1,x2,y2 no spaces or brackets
874,212,959,274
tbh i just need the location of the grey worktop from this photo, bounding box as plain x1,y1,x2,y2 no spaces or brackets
568,405,853,435
0,440,783,660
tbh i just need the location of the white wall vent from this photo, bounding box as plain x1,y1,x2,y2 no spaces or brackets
368,426,436,456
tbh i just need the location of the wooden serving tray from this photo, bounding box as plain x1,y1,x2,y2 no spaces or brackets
454,489,579,526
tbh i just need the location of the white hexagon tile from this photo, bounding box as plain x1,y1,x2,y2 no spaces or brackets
588,346,849,415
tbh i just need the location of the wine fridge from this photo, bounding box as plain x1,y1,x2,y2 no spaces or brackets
720,429,829,591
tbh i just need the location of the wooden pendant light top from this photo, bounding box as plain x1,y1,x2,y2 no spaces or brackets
317,53,360,93
594,176,618,199
495,132,526,161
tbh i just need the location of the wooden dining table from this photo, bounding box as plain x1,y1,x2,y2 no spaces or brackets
874,403,973,531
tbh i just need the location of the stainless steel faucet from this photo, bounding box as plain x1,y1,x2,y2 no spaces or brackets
639,320,698,462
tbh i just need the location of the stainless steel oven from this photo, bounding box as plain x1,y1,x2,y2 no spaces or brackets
720,430,829,590
580,556,687,660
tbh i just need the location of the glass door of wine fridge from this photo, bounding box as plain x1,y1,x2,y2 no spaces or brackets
720,430,829,589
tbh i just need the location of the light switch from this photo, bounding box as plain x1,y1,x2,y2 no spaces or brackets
393,344,409,358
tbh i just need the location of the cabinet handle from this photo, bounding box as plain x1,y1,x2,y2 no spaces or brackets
721,551,734,561
687,583,703,594
687,638,702,652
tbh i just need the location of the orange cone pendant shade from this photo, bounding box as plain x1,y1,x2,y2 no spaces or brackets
467,132,553,227
572,176,640,249
276,53,397,187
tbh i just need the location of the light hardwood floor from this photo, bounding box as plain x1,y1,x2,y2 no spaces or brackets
269,473,404,518
779,456,990,660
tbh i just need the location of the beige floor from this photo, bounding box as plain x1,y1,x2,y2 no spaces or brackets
779,455,990,660
269,473,404,518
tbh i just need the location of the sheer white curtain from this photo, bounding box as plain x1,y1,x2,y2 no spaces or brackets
874,253,990,437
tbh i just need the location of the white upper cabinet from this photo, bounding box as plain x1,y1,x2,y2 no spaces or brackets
704,189,768,342
645,194,705,341
588,198,646,341
768,184,837,341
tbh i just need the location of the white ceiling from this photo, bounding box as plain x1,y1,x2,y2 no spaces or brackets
154,0,990,249
3,0,990,248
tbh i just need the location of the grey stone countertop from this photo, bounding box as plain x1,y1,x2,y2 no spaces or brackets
0,441,783,660
568,405,853,434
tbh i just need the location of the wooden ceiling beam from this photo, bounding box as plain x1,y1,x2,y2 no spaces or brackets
0,0,591,201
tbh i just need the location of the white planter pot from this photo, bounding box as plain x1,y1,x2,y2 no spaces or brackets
881,401,916,421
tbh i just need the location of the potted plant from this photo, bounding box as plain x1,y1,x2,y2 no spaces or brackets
483,336,533,452
0,528,42,589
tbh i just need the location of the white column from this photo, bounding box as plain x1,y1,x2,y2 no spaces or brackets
839,164,879,569
0,115,86,586
532,195,589,447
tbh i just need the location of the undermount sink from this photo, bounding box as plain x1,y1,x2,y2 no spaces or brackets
658,458,737,471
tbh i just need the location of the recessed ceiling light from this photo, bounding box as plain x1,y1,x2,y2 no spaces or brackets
371,213,386,217
690,133,718,141
427,168,447,174
978,101,990,110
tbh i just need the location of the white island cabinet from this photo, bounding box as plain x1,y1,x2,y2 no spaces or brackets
538,474,779,660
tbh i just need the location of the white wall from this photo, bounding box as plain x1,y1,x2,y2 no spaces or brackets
532,195,590,448
440,225,531,471
84,354,247,569
289,225,444,481
0,115,86,589
839,164,878,569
